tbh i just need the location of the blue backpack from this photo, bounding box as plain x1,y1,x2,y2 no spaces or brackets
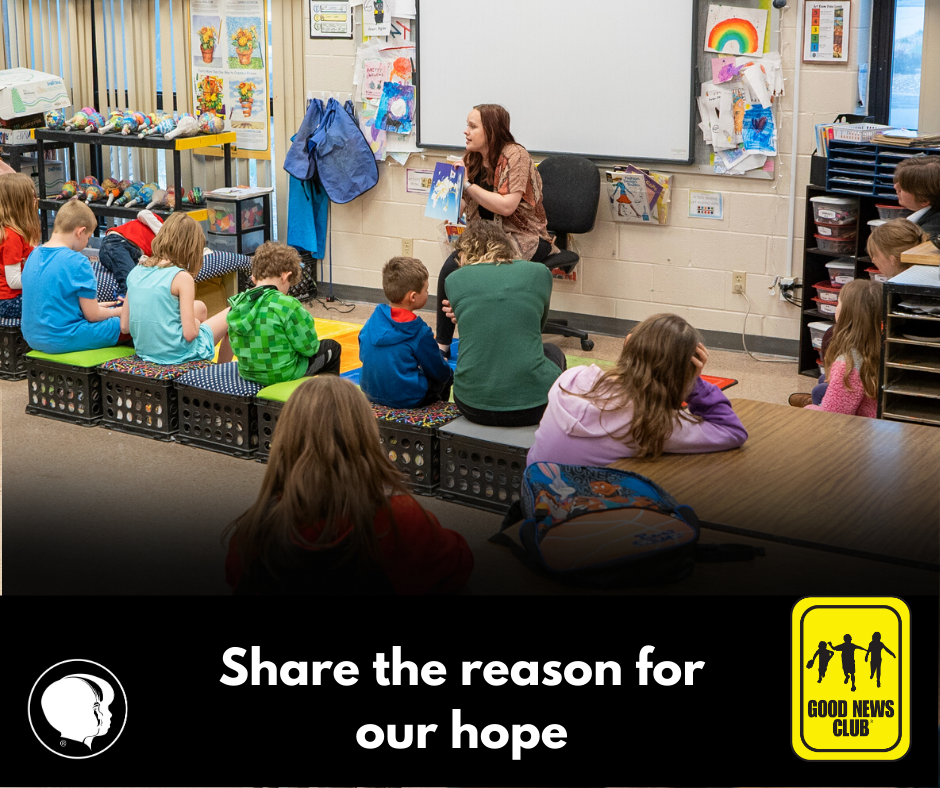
491,463,760,587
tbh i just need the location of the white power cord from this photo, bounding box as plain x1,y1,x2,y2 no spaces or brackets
741,291,797,363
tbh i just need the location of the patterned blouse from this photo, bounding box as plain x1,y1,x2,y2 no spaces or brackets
465,143,558,260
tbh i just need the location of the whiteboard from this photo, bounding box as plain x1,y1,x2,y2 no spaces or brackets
416,0,697,164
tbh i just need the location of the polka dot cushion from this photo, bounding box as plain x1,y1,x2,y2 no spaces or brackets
198,251,252,281
99,354,213,380
0,318,21,327
371,401,461,428
91,252,252,302
91,260,118,302
176,361,262,396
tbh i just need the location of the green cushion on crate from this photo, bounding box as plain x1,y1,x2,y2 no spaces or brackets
26,346,136,368
255,377,311,403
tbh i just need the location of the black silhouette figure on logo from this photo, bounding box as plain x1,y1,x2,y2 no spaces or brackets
829,634,867,692
865,631,896,688
806,640,835,683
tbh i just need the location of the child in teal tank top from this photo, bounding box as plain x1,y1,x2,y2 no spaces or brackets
122,213,233,365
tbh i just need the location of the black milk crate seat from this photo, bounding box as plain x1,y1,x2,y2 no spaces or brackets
24,346,136,426
98,355,214,440
175,362,262,458
0,318,29,380
437,418,539,513
372,401,461,495
254,377,309,463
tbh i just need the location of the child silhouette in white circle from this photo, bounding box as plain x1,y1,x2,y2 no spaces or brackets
40,674,114,749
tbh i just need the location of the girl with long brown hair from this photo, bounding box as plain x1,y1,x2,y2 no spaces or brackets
527,314,747,465
121,212,233,364
804,279,882,418
223,376,473,595
0,172,41,319
435,103,557,354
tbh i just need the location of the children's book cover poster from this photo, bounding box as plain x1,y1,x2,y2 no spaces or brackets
375,82,415,134
705,5,767,57
425,162,465,223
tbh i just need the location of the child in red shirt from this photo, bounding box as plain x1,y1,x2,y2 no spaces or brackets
0,172,41,319
98,209,164,296
224,376,473,595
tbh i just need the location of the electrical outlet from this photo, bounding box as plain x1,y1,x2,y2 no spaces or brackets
732,271,746,294
401,238,414,256
780,276,797,302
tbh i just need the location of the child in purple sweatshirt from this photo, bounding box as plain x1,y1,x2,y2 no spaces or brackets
527,314,747,467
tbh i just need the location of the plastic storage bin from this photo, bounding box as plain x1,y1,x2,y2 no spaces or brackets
876,204,912,220
810,196,859,225
808,321,834,349
817,355,826,376
868,219,887,229
812,296,838,316
867,266,889,283
208,228,265,255
815,221,857,238
207,200,238,234
826,259,856,285
813,281,841,302
815,233,856,254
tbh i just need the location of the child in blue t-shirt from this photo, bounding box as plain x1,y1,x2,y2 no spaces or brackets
21,201,124,354
359,256,453,408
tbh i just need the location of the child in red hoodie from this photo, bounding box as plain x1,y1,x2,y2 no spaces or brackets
98,209,164,297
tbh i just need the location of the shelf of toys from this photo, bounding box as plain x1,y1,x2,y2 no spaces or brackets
33,108,237,241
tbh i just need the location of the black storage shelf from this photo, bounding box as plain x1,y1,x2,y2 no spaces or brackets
38,198,206,222
33,127,236,241
798,185,886,378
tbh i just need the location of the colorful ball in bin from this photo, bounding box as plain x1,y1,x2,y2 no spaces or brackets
197,112,224,135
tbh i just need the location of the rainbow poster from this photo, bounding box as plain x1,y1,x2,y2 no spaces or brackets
705,5,767,56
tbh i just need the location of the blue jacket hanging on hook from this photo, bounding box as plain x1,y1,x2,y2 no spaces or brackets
312,97,379,204
284,97,323,181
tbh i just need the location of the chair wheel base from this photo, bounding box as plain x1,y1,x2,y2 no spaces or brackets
581,339,595,351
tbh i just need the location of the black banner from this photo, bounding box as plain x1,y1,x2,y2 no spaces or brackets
4,595,937,785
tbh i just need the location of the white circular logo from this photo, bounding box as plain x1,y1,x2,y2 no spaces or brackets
28,659,127,758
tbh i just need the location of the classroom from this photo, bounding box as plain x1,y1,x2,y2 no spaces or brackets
0,0,938,598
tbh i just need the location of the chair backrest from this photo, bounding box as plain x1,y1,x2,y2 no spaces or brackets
538,155,601,235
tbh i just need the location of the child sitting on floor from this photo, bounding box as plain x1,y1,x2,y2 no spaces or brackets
122,212,232,364
227,242,340,384
803,278,882,418
0,172,41,319
98,208,164,297
223,376,473,595
21,200,125,354
527,313,748,466
359,256,453,408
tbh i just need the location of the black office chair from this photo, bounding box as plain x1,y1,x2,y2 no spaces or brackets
538,155,601,351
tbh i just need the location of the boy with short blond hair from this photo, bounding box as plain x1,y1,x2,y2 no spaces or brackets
21,200,125,353
227,241,341,385
359,256,453,408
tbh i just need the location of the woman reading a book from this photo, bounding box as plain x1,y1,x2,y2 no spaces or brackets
435,103,557,356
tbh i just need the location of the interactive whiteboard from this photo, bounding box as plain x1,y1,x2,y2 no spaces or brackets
416,0,697,164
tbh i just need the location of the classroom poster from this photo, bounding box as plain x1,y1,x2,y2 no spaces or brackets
406,168,434,193
190,0,270,154
362,0,392,37
309,1,353,38
689,190,724,219
704,5,768,57
803,1,851,62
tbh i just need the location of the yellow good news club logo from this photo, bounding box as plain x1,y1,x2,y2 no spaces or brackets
791,597,910,761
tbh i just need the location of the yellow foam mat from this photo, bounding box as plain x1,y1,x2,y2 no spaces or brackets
215,318,364,371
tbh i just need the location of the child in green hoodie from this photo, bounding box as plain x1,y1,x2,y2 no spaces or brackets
227,242,341,385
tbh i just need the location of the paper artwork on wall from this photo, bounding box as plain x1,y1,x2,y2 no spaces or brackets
704,5,767,57
363,0,392,37
375,82,415,133
359,102,387,161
